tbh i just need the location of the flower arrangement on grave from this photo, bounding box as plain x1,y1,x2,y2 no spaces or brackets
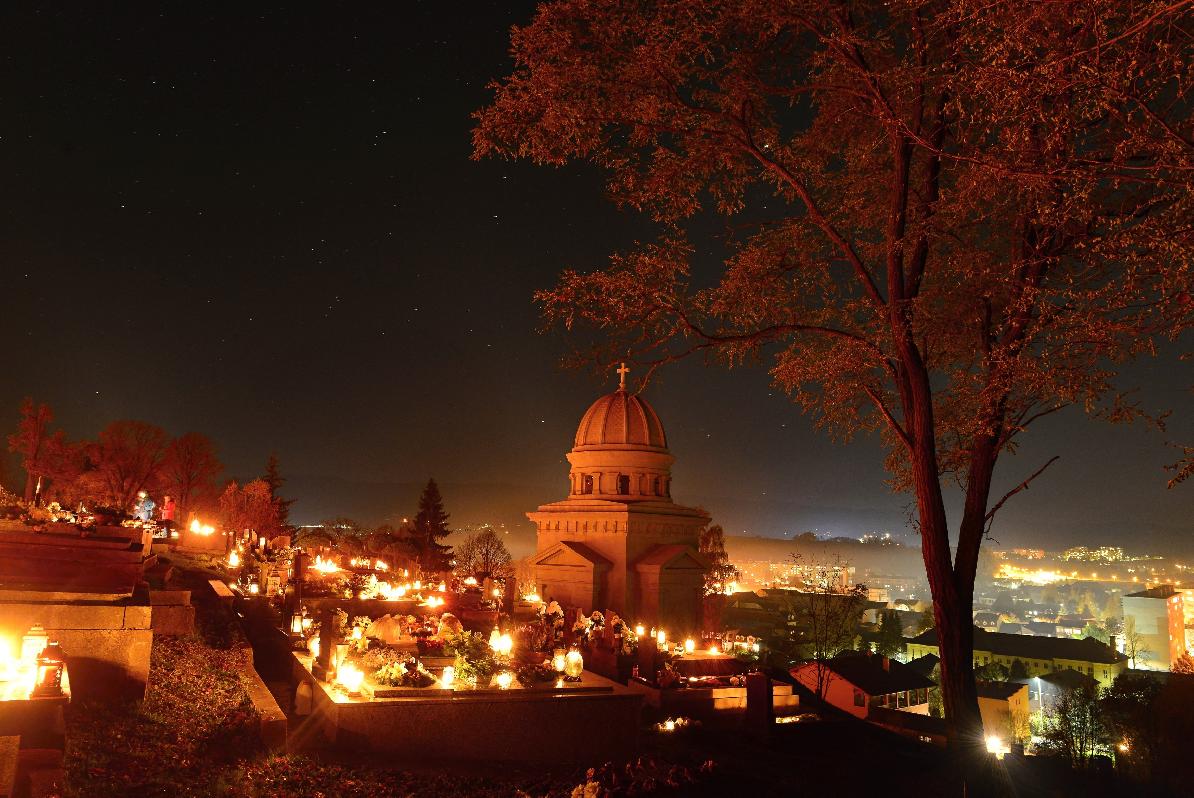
416,636,445,656
515,659,556,685
571,610,593,643
373,656,435,688
588,610,605,633
516,620,551,657
332,608,349,637
541,600,563,626
446,631,499,687
358,642,405,674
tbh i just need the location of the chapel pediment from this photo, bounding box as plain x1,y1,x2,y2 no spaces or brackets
634,544,711,573
530,541,611,570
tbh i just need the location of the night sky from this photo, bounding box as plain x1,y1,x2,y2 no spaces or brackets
2,3,1190,553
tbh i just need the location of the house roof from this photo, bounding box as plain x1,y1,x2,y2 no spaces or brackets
1126,585,1178,600
906,654,940,679
797,653,934,696
976,681,1026,701
908,627,1126,665
1039,669,1098,692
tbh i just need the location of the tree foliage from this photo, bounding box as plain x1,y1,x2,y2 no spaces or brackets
474,0,1193,755
217,479,282,539
163,432,222,523
454,527,513,580
1035,685,1109,767
875,609,906,658
698,523,739,595
92,420,170,509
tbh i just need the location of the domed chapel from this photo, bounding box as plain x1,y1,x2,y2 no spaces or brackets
528,365,710,632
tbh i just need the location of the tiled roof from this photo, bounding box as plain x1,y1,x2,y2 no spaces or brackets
1126,585,1178,600
908,627,1126,665
976,681,1026,701
906,653,939,678
798,653,934,696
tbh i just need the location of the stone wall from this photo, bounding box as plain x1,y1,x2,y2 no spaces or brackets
0,599,153,701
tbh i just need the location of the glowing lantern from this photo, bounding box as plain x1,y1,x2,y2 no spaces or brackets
290,615,304,635
684,638,695,654
496,634,513,657
351,626,363,642
437,582,446,592
413,580,422,591
491,588,502,598
248,583,260,595
985,735,1010,760
634,625,645,638
489,628,501,650
302,616,313,630
440,666,455,688
375,560,389,572
22,625,48,662
228,550,241,568
495,671,513,690
32,641,65,697
308,637,321,659
337,663,364,695
656,630,667,650
708,645,720,655
524,593,541,604
564,646,584,680
552,650,566,674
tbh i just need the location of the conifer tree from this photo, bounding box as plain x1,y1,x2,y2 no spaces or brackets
876,609,906,659
413,478,452,573
262,454,295,530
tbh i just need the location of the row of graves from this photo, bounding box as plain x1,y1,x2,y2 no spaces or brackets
0,500,163,796
213,542,806,764
280,557,642,763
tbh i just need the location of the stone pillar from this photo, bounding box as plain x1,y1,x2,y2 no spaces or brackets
745,672,773,737
312,606,334,681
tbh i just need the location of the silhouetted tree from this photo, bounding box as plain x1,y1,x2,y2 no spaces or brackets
455,527,513,580
261,453,295,529
7,398,55,502
474,0,1193,768
412,478,452,572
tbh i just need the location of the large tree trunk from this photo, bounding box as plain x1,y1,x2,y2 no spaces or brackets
903,352,992,792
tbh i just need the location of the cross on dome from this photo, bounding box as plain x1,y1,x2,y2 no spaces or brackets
617,362,630,390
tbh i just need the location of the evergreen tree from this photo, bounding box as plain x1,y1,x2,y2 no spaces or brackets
876,609,906,658
262,453,295,529
698,523,739,596
413,478,452,572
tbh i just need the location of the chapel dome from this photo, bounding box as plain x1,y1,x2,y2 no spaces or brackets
573,389,668,451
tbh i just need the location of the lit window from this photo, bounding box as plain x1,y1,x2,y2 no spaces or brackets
583,475,594,494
